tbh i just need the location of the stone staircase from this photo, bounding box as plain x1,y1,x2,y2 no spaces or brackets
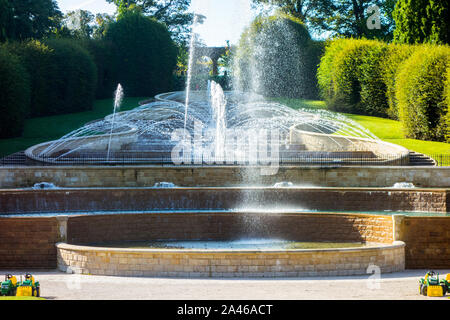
408,151,436,166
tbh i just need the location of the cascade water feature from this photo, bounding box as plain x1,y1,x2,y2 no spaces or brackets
209,80,227,160
184,14,200,132
107,84,124,161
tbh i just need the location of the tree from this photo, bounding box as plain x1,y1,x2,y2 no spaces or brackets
62,10,96,39
251,0,397,40
393,0,449,44
104,10,178,96
106,0,193,45
0,0,62,42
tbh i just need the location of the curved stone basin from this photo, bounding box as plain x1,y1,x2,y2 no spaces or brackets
56,241,405,277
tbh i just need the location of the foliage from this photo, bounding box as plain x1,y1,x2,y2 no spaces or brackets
396,45,450,141
446,68,450,142
234,13,319,99
107,0,193,45
393,0,449,45
79,39,118,99
379,43,416,119
0,0,62,42
0,46,30,138
42,38,98,115
104,10,178,97
317,39,387,114
251,0,397,41
4,40,57,117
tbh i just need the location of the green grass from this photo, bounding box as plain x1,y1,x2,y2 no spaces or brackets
0,97,148,158
277,98,450,157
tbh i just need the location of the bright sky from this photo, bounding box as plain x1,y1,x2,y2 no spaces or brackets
56,0,255,46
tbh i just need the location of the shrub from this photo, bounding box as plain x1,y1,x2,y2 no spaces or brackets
0,46,30,138
318,39,390,115
393,0,449,45
317,38,347,104
4,40,57,117
43,38,97,115
396,45,450,141
379,44,417,119
443,64,450,142
79,39,118,99
234,13,319,99
104,10,178,97
356,41,389,117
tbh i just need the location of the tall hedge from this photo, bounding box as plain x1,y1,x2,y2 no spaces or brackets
4,40,56,117
234,13,320,99
379,44,417,119
104,10,178,97
0,46,30,138
317,39,390,116
79,39,118,99
396,45,450,141
393,0,449,45
446,68,450,142
43,38,97,115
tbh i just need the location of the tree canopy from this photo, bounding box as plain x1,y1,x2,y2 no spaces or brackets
251,0,397,40
0,0,62,42
106,0,193,45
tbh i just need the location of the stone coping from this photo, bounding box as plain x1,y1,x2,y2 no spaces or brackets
1,186,448,191
56,241,405,254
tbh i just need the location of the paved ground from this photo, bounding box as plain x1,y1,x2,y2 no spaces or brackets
1,269,449,300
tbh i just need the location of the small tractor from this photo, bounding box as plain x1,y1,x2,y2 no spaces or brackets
16,274,40,297
419,271,450,297
0,274,18,296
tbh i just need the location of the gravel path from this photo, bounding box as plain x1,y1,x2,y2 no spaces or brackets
1,269,449,300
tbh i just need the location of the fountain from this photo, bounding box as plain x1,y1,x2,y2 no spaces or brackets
3,4,448,278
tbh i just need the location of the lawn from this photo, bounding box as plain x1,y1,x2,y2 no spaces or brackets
0,97,148,158
277,98,450,157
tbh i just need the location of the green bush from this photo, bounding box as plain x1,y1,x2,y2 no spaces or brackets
234,13,320,99
318,39,390,116
0,46,30,138
356,41,389,117
43,38,97,115
396,45,450,141
379,44,417,119
393,0,449,45
317,38,347,104
104,10,178,97
446,68,450,142
4,40,57,117
79,39,118,99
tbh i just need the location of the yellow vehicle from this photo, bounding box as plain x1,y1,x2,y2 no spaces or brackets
0,274,18,296
16,274,40,297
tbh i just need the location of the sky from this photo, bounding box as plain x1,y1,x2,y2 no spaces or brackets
56,0,256,46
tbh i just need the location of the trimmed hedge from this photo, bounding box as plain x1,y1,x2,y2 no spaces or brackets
379,44,417,119
318,39,389,116
235,13,321,99
104,11,178,97
318,38,450,142
43,38,97,115
446,68,450,142
4,40,57,117
396,45,450,141
0,46,30,138
79,39,118,99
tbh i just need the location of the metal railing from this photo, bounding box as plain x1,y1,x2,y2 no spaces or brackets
1,152,448,167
